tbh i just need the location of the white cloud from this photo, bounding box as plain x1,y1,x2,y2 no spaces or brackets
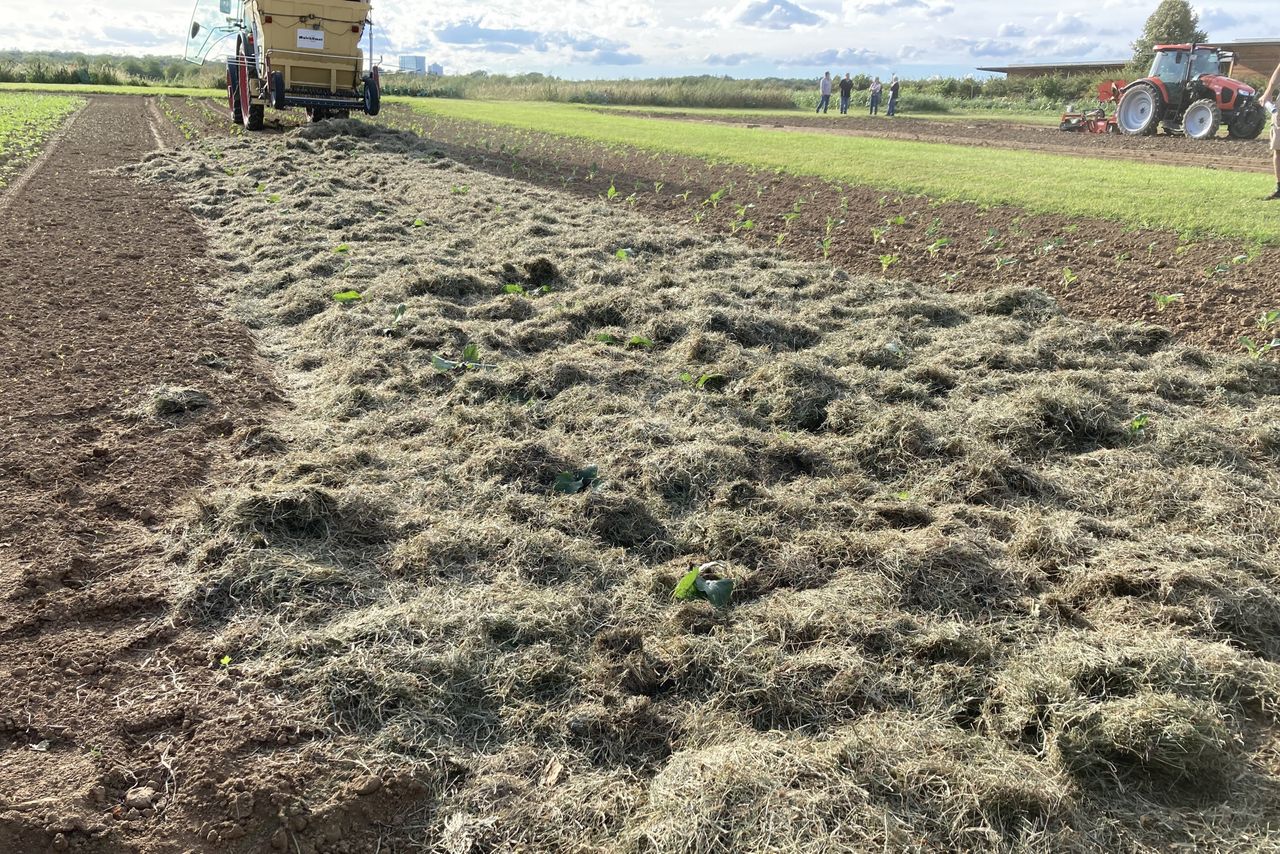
997,22,1026,37
717,0,824,30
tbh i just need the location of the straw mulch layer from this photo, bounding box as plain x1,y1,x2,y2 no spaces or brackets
132,122,1280,853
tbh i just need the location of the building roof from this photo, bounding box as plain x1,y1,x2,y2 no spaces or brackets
975,60,1127,74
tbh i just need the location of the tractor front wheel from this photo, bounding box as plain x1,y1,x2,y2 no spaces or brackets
1183,99,1221,140
1117,84,1161,136
1228,103,1267,140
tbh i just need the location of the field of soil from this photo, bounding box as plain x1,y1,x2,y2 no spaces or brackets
626,109,1276,174
4,94,1280,853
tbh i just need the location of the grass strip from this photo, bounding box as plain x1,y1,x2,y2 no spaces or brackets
402,98,1280,243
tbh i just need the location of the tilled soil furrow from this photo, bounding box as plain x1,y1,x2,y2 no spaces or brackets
0,96,290,853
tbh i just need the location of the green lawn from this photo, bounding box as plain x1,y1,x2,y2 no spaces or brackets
401,99,1278,243
0,82,221,98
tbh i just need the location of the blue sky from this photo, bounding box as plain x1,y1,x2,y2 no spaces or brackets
0,1,1274,79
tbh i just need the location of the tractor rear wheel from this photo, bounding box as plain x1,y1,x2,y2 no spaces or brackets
245,103,265,131
1228,103,1267,139
1183,99,1221,140
1117,84,1161,136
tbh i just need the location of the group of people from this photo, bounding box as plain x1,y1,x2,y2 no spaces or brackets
816,72,899,116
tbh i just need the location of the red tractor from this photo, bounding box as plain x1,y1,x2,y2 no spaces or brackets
1115,44,1267,140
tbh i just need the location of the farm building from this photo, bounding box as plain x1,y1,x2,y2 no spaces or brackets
1219,39,1280,80
978,39,1280,81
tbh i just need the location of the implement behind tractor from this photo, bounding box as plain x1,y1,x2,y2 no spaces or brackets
1059,82,1123,134
186,0,381,130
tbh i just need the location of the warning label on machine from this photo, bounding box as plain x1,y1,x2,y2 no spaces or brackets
297,29,325,50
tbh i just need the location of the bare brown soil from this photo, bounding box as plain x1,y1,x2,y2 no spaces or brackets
0,97,417,854
382,104,1280,354
625,109,1276,174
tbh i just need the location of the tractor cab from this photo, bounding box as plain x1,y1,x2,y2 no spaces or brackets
1147,45,1226,111
185,0,242,63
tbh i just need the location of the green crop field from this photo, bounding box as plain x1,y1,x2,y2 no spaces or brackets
402,99,1279,243
0,82,222,98
0,92,83,188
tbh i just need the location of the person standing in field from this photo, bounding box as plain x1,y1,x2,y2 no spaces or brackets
838,72,853,114
886,75,900,116
1264,59,1280,199
869,76,882,115
817,71,832,114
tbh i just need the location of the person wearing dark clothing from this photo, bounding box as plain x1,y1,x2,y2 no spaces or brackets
886,75,900,116
869,77,882,115
816,71,832,114
838,73,853,114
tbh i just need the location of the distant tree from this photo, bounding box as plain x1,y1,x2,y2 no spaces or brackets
1131,0,1208,69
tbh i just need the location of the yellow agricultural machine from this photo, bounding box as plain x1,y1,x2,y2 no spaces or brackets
186,0,381,130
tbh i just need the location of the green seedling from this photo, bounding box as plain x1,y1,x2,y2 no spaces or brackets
432,343,493,372
994,256,1017,270
1151,292,1183,312
332,289,362,303
925,217,942,237
679,371,727,391
880,254,899,273
627,335,654,349
412,218,425,228
1062,267,1079,287
1128,413,1149,436
653,181,663,195
449,184,470,195
893,490,911,501
870,226,888,244
672,561,734,609
333,243,350,254
268,193,281,203
1257,309,1280,332
595,332,621,345
219,655,232,667
926,238,950,257
1240,335,1280,361
504,283,526,295
382,303,407,335
553,465,602,495
615,248,633,260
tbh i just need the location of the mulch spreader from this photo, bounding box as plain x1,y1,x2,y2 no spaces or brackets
186,0,381,130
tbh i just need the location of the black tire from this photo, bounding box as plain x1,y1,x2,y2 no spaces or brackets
245,103,265,131
1117,83,1162,136
363,77,381,117
1228,102,1267,139
226,62,242,125
269,71,286,110
1183,98,1222,140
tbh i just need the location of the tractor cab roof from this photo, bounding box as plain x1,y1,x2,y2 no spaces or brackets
1153,44,1221,52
